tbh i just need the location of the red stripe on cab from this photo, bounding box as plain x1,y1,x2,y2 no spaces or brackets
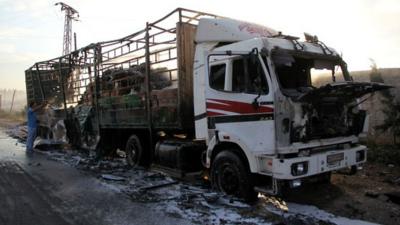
206,99,273,114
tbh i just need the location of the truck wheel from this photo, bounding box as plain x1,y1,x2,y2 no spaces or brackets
211,151,257,202
125,135,143,167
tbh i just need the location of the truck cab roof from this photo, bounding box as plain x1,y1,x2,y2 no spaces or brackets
197,18,339,58
195,18,278,43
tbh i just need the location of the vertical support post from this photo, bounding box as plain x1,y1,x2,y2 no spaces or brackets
145,22,154,152
178,8,182,23
74,32,77,51
9,89,16,113
68,54,74,103
59,58,68,117
87,65,94,106
93,44,102,140
27,70,36,105
35,64,45,101
0,94,2,110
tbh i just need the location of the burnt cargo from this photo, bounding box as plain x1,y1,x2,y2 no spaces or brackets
24,12,203,137
97,22,198,133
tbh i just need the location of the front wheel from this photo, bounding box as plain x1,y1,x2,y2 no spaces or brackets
211,150,257,202
125,135,143,167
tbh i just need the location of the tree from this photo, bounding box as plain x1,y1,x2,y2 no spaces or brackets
369,60,400,145
375,92,400,145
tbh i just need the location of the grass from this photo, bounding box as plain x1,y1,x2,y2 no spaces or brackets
367,143,400,166
0,109,26,123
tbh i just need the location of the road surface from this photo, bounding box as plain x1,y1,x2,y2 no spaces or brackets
0,127,193,225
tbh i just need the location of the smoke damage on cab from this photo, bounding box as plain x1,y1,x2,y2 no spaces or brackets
271,50,392,143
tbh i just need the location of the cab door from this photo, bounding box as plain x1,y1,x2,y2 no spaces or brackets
206,53,275,154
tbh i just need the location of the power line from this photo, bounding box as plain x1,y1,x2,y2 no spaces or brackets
55,2,79,55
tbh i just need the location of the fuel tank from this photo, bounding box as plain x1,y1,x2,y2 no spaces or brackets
154,140,206,172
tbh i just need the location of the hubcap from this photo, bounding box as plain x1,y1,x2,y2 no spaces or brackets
127,140,138,165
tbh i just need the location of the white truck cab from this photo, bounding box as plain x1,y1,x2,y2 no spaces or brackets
193,18,389,199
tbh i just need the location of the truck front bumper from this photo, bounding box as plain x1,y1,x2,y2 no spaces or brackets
266,145,367,180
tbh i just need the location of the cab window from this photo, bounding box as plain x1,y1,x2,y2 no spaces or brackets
231,56,268,94
209,64,226,91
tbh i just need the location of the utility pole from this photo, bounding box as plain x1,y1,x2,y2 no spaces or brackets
9,89,16,113
55,2,79,55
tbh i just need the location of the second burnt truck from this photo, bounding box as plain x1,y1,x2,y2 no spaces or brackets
26,8,390,200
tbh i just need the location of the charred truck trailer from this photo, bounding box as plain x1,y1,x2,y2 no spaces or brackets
25,8,390,200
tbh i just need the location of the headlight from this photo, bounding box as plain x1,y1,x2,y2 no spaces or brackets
291,161,308,176
297,163,305,173
290,179,302,188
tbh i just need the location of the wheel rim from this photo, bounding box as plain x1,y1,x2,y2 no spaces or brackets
127,139,139,166
218,163,240,195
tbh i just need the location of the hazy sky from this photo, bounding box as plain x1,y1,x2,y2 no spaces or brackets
0,0,399,90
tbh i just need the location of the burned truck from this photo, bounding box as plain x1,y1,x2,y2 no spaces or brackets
25,8,390,201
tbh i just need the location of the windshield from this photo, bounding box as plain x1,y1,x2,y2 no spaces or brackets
269,52,349,97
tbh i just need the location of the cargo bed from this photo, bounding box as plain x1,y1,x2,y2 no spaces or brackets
25,9,218,137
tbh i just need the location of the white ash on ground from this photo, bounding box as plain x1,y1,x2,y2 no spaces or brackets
34,147,380,225
6,123,28,141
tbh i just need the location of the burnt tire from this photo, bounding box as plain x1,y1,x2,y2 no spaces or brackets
125,135,143,167
211,151,257,202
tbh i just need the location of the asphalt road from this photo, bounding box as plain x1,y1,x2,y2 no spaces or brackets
0,128,193,225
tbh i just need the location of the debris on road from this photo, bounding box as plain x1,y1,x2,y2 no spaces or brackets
140,181,179,191
28,162,42,167
201,193,219,203
365,191,380,198
394,177,400,185
11,139,399,225
101,174,126,182
7,124,28,141
8,120,400,225
385,192,400,205
384,177,400,186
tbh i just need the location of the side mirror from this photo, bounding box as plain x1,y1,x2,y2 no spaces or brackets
260,47,269,56
249,48,259,65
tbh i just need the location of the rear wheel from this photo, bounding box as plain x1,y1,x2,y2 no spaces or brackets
125,135,143,167
211,150,257,202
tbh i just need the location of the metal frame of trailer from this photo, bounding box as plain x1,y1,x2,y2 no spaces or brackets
25,8,218,141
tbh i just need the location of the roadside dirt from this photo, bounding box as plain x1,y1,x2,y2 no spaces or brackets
283,163,400,225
